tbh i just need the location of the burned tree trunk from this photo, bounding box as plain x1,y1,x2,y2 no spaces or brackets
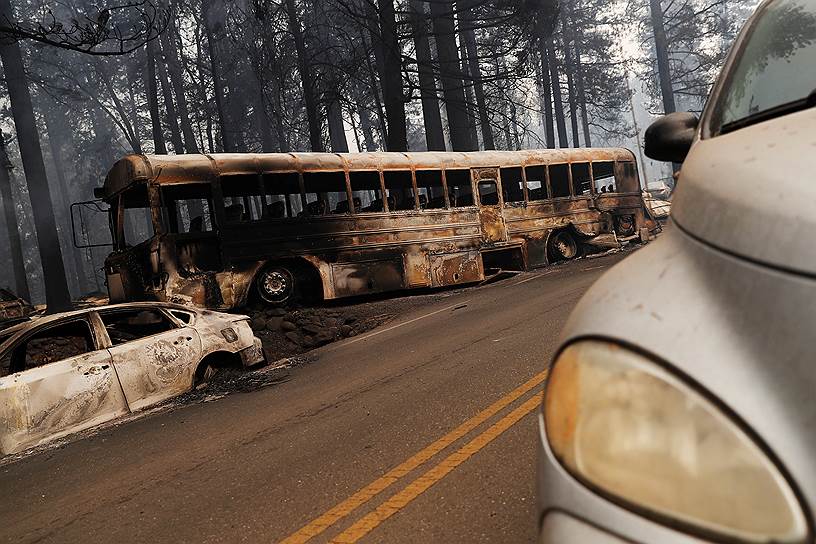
42,108,91,296
0,129,30,301
573,37,591,146
285,0,324,152
0,6,72,311
562,30,580,147
145,40,167,154
459,2,495,150
225,67,249,152
203,0,234,152
409,0,445,151
360,28,388,146
371,0,408,151
649,0,676,114
547,42,569,148
161,12,199,153
430,0,475,151
252,80,278,153
327,95,349,153
537,45,555,149
125,61,144,153
155,42,185,154
565,0,591,146
459,36,480,149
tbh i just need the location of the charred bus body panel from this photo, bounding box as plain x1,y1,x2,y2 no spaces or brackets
94,150,654,309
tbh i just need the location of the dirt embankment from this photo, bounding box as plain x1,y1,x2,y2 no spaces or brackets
246,304,393,363
244,286,468,363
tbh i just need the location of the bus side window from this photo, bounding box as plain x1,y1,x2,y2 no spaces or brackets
524,165,547,201
571,163,592,196
303,171,347,216
263,172,302,218
350,171,383,213
415,170,446,209
616,161,640,193
445,170,473,207
499,167,524,203
478,180,499,205
383,171,415,211
550,164,571,198
163,184,213,233
221,174,274,222
592,161,616,193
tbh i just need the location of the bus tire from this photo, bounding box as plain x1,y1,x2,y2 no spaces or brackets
548,230,579,261
256,265,297,305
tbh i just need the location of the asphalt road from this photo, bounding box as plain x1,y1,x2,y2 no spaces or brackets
0,251,627,544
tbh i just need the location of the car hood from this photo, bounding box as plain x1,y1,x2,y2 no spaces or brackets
560,227,816,522
672,107,816,276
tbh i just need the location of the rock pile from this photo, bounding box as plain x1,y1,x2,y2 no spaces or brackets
246,305,366,350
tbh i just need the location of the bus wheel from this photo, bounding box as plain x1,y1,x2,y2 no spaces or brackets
549,231,579,261
256,265,296,305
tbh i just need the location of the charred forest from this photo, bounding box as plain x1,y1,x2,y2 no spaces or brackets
0,0,756,309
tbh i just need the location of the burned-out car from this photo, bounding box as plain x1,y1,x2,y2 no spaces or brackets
0,302,264,455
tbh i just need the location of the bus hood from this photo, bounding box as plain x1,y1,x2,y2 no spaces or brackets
672,107,816,276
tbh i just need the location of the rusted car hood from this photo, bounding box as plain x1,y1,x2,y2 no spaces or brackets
672,107,816,276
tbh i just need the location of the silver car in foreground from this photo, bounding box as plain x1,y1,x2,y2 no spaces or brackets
0,302,265,455
538,0,816,542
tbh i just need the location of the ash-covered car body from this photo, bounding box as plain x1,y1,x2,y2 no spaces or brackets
0,301,264,455
538,0,816,542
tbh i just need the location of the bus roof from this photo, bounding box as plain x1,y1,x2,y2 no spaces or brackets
100,149,637,198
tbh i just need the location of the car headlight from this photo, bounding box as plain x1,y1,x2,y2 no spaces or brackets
545,340,808,543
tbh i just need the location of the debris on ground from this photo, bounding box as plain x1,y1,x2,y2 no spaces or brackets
246,301,401,363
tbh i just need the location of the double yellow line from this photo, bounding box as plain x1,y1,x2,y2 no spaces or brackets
281,369,549,544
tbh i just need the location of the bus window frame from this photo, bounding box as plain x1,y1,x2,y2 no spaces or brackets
415,169,449,211
473,167,503,208
252,171,304,221
590,160,617,195
569,161,594,198
159,181,218,237
348,169,387,214
523,164,551,203
382,169,419,212
444,168,477,209
547,163,572,200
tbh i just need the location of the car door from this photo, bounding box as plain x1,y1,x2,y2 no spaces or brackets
0,316,129,455
97,308,202,411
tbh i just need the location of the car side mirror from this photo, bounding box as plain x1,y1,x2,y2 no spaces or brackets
644,112,699,163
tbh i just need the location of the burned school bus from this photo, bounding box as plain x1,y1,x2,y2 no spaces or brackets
92,149,654,309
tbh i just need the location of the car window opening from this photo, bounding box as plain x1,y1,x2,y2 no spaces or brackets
100,309,177,346
1,319,96,376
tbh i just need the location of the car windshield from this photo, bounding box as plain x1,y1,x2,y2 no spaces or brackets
710,0,816,134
